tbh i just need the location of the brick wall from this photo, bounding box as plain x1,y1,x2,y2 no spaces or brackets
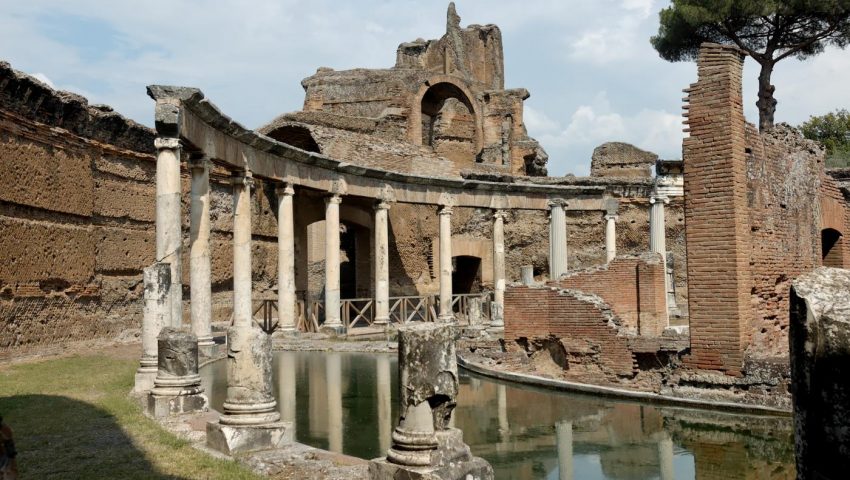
682,44,752,375
682,43,843,371
552,254,667,336
504,286,635,379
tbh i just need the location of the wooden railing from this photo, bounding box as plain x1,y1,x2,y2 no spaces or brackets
240,292,495,333
342,298,374,329
388,295,437,324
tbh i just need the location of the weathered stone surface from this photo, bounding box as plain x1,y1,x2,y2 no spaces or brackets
790,267,850,480
590,142,657,178
206,421,293,456
372,323,493,479
147,326,207,418
134,262,171,393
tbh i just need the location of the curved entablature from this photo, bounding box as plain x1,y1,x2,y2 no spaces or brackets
147,84,639,211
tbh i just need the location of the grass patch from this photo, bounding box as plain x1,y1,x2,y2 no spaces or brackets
0,354,264,479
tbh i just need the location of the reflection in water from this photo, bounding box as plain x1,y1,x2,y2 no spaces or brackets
200,351,794,480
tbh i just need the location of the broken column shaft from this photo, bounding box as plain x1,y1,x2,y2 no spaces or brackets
134,262,172,393
370,323,493,480
148,327,208,418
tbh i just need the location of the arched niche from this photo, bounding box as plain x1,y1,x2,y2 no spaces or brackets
408,76,483,154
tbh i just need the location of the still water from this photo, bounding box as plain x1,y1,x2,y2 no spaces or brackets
200,351,794,479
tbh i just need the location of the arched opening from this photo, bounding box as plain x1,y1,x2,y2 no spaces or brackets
822,228,844,267
420,82,477,164
452,255,482,295
266,125,321,153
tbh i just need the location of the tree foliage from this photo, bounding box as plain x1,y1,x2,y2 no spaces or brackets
800,109,850,167
651,1,850,131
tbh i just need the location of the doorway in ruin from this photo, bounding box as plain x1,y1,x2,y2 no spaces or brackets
420,82,477,165
452,255,482,294
822,228,844,267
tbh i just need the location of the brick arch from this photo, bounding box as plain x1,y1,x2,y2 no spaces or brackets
408,75,483,152
822,228,845,268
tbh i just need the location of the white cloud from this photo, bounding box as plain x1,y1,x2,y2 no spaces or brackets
523,105,561,134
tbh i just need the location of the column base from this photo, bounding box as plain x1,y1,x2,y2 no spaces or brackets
206,420,293,455
147,391,208,418
133,367,158,394
370,429,493,480
276,325,299,337
437,315,455,323
320,324,346,336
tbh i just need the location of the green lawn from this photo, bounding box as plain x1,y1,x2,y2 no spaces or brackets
0,354,264,479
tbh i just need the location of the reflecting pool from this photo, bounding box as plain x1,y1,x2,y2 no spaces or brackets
200,351,794,480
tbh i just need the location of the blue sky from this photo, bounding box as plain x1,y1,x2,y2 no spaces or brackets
2,0,849,175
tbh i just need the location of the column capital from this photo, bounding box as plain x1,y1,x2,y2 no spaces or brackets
650,194,670,205
325,193,343,205
374,200,392,211
231,172,255,189
604,213,619,221
548,198,568,209
187,155,212,171
154,137,181,150
275,183,295,197
493,209,508,221
438,204,453,216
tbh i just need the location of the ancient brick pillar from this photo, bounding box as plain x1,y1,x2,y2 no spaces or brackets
682,43,751,375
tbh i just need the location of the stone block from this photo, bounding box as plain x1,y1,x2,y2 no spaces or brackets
790,267,850,480
370,429,494,480
206,421,293,456
148,392,208,418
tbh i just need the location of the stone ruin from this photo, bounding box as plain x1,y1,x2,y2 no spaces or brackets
369,323,493,479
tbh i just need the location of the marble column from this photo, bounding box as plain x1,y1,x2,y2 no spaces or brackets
658,434,674,480
155,137,183,327
556,421,574,480
189,156,214,349
548,199,568,280
324,194,343,330
377,354,392,454
374,200,391,325
650,194,670,318
605,213,618,263
232,173,254,328
491,210,507,327
438,205,454,322
276,184,297,333
327,352,343,453
134,262,172,393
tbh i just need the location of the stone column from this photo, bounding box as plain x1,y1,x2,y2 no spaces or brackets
324,194,343,331
370,323,493,479
658,434,674,480
556,421,574,480
207,172,290,455
276,184,297,333
377,354,392,454
491,210,507,327
650,194,670,318
326,352,343,453
134,262,172,393
520,265,534,285
605,213,618,263
189,156,214,351
155,136,183,327
148,327,208,418
232,173,254,328
548,199,568,280
438,205,454,322
374,200,391,325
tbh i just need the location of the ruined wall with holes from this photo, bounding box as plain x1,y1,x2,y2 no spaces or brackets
681,44,844,374
0,62,280,357
503,286,636,382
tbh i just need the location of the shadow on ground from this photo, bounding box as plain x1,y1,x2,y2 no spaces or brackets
0,394,185,479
